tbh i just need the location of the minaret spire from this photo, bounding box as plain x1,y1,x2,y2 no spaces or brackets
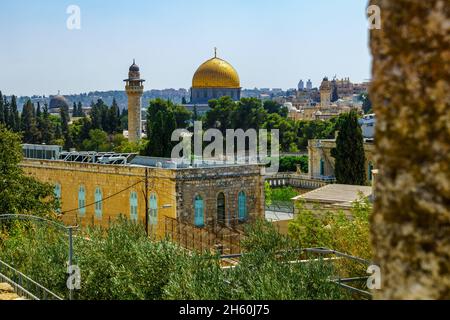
214,47,217,58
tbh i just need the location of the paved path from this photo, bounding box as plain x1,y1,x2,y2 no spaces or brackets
0,283,25,300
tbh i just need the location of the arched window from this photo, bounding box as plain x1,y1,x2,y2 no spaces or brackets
238,191,247,221
217,192,226,224
54,183,61,213
368,162,374,182
94,187,102,219
320,158,325,176
130,191,138,221
149,193,158,225
194,195,204,227
78,185,86,216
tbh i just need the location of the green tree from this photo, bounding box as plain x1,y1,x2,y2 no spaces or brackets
360,93,372,114
279,155,308,173
192,105,199,121
331,110,366,185
144,99,189,157
60,105,73,149
77,102,84,117
72,102,78,117
0,125,58,217
0,91,4,125
21,99,40,143
36,102,42,118
9,95,20,132
108,98,121,134
82,129,109,152
39,105,55,144
263,100,288,117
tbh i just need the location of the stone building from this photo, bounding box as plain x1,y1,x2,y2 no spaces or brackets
48,94,70,115
292,183,373,213
20,148,265,240
307,138,375,182
320,77,332,107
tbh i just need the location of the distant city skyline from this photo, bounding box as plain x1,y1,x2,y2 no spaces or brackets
0,0,371,96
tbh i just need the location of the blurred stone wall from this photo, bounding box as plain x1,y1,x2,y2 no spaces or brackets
369,0,450,299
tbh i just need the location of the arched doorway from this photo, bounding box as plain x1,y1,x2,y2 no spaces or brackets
217,192,226,225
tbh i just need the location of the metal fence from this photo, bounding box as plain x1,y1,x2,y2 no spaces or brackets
219,247,373,299
164,216,243,255
0,259,63,300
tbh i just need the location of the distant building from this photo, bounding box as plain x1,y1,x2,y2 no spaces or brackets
298,79,304,91
187,49,241,115
48,94,70,115
292,184,373,213
307,138,376,182
319,77,332,108
190,55,241,103
359,113,376,138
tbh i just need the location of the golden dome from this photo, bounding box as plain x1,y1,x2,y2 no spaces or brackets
192,55,240,89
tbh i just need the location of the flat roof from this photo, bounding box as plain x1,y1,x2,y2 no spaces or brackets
292,184,372,204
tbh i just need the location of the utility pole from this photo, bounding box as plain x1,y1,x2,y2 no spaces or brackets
144,168,149,236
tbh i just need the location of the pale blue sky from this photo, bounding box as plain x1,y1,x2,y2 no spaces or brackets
0,0,372,96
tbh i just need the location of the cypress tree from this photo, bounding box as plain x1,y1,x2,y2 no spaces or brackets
60,105,73,149
3,96,11,129
77,102,84,117
40,105,54,144
109,98,121,134
331,110,367,185
10,95,20,132
193,105,198,121
0,91,4,125
36,102,42,118
72,102,78,117
21,100,37,143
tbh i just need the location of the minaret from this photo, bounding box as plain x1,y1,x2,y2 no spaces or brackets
124,59,145,142
319,77,331,108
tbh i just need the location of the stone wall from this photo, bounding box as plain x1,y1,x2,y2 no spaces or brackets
308,139,375,181
20,160,265,239
175,165,265,229
369,0,450,299
21,159,177,238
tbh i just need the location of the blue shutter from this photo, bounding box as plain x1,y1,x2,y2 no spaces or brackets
78,185,86,216
149,193,158,225
95,187,102,219
194,195,204,227
130,191,138,221
54,183,61,213
368,162,374,181
238,191,247,221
